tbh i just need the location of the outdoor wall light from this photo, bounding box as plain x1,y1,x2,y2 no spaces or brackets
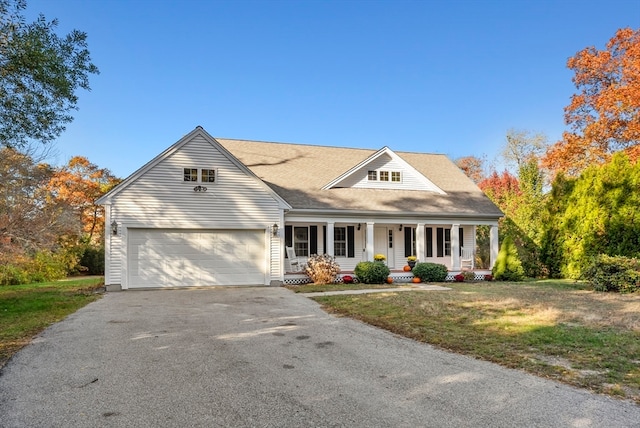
272,223,279,237
357,223,361,230
111,220,118,236
399,224,403,231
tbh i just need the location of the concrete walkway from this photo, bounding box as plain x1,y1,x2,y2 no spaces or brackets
1,287,638,427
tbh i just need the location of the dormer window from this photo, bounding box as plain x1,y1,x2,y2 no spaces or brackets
367,170,377,181
367,169,401,183
391,171,401,182
379,171,389,181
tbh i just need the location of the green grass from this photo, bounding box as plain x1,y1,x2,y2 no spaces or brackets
309,280,640,403
0,277,104,368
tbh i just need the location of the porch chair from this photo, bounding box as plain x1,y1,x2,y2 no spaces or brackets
460,247,474,270
285,246,301,272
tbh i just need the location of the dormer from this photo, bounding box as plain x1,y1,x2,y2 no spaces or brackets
322,147,445,194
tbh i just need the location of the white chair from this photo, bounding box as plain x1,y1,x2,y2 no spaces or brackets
286,246,301,272
460,247,474,270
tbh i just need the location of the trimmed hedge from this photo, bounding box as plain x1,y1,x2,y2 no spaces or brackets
412,262,448,282
354,261,390,284
582,254,640,293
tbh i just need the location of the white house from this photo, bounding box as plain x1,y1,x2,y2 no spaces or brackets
97,126,502,290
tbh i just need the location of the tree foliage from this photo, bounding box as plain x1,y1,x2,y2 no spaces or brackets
492,235,524,281
541,153,640,279
543,28,640,177
0,0,99,148
455,155,486,183
47,156,119,245
502,129,548,171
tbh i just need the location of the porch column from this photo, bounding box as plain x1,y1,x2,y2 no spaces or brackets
366,222,375,261
416,223,425,262
326,222,334,257
451,224,460,270
490,224,499,269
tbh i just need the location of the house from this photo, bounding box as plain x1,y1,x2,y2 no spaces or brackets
97,126,502,290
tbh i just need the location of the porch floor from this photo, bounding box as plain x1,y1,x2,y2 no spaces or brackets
284,269,492,285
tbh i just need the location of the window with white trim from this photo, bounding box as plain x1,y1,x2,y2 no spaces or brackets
294,227,309,256
379,171,389,181
201,169,216,183
391,171,401,182
184,168,198,182
367,170,377,181
334,227,346,257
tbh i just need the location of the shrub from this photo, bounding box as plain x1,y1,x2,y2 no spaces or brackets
492,236,525,281
412,262,448,282
354,261,390,284
462,271,475,281
582,254,640,293
79,246,105,275
303,254,341,284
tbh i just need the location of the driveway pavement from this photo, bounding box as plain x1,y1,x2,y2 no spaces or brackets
1,287,638,427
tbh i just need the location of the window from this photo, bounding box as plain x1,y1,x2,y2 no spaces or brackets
294,227,309,256
391,171,401,182
201,169,216,183
334,227,346,257
379,171,389,181
436,228,452,257
184,168,198,182
367,170,377,181
388,229,393,248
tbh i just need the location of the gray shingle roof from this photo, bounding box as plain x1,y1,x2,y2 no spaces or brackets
216,138,503,218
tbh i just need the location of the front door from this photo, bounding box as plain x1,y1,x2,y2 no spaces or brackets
374,226,394,267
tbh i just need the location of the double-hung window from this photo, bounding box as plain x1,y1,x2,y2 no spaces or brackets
334,227,347,257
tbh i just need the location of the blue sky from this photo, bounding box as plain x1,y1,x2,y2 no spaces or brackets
26,0,639,178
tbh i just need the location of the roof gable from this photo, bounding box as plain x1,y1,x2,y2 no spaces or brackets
96,127,291,209
322,146,445,194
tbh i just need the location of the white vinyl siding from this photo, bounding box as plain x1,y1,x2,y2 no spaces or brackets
105,134,282,286
343,153,441,192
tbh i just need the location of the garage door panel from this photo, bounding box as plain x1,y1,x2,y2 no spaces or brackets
128,229,266,288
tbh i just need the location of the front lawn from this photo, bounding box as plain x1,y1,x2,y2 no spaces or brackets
309,279,640,403
0,277,104,368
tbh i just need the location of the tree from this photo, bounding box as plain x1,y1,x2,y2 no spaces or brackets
543,28,640,176
455,155,486,184
492,235,524,281
48,156,120,244
0,0,99,149
502,129,548,171
541,153,640,279
0,147,75,257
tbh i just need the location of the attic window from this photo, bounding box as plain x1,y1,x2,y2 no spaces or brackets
367,170,377,181
184,168,198,182
379,171,389,181
391,171,401,182
201,169,216,183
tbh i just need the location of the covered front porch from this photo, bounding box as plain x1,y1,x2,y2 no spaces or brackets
280,217,499,279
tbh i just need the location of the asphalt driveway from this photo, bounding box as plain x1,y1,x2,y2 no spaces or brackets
1,287,638,427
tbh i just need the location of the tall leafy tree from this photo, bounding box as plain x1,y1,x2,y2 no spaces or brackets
543,28,640,176
455,155,486,184
48,156,120,244
541,153,640,278
0,0,99,148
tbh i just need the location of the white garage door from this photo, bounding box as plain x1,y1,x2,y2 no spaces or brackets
128,229,266,288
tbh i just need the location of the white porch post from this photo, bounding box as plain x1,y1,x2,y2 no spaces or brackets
366,222,375,261
451,224,460,270
416,223,425,262
490,224,499,269
326,222,334,257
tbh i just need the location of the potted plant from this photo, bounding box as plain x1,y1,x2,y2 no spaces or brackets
407,255,417,269
374,254,386,262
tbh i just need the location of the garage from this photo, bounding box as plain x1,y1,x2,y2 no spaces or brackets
128,229,266,288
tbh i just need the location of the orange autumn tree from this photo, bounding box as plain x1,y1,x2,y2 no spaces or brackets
48,156,120,245
543,28,640,176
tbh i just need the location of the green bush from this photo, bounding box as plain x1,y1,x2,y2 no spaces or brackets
0,250,77,286
492,236,525,281
79,246,105,275
303,254,341,284
412,262,448,282
582,254,640,293
354,261,390,284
